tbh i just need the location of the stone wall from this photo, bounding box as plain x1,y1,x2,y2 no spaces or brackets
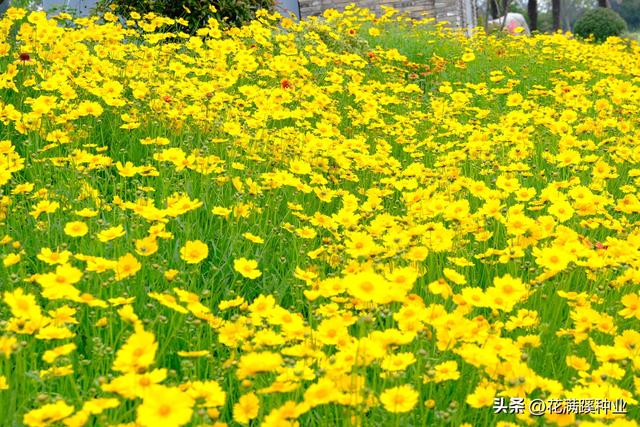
298,0,469,27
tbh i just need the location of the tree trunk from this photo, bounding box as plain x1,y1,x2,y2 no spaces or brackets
597,0,608,7
528,0,538,31
552,0,561,31
490,0,499,19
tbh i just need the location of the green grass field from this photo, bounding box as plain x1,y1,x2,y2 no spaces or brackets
0,5,639,427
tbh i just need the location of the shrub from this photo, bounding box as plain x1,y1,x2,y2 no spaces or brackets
98,0,276,30
573,7,627,42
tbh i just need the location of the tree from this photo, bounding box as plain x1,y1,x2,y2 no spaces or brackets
528,0,538,30
552,0,561,30
490,0,499,18
611,0,640,30
597,0,608,6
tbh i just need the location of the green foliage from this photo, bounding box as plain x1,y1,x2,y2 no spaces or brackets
573,7,627,42
611,0,640,31
98,0,275,29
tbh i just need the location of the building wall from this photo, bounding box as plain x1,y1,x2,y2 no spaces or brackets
298,0,467,27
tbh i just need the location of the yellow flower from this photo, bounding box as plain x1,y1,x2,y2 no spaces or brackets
102,369,167,400
303,377,340,407
42,343,77,364
185,380,226,408
2,252,20,267
0,375,8,390
443,268,466,285
112,328,158,374
619,293,640,320
242,232,264,244
461,51,475,62
548,199,574,222
23,401,74,427
74,208,98,218
465,383,496,408
38,263,82,289
137,385,194,427
37,248,71,265
432,360,460,382
381,352,417,372
233,392,260,424
346,270,392,304
211,206,231,218
0,335,18,358
135,236,158,257
97,225,126,242
114,253,141,281
533,246,572,272
236,351,282,380
380,384,419,413
180,240,208,264
234,258,261,279
177,350,209,358
165,269,179,281
64,221,88,237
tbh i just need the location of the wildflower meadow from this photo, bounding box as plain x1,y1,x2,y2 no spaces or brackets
0,4,639,426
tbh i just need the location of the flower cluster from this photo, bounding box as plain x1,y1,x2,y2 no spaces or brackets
0,4,639,427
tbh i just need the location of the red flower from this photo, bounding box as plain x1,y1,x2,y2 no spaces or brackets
281,79,293,90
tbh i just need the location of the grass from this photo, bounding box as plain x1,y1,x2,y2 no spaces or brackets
625,31,639,41
0,5,639,427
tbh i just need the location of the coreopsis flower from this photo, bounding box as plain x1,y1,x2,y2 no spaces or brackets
23,401,74,427
345,270,390,304
461,50,475,62
211,206,231,218
136,385,194,427
619,293,640,320
37,248,72,265
179,240,208,264
0,336,18,358
234,258,261,279
36,264,83,289
381,352,417,372
303,378,340,407
164,269,179,281
64,221,88,237
533,246,573,272
233,392,260,424
236,351,283,380
432,360,460,382
242,232,264,244
185,380,226,408
2,253,20,267
465,383,496,408
102,369,167,399
4,288,43,320
114,253,142,281
379,385,419,413
97,225,126,242
112,328,158,374
42,343,77,363
135,236,158,256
